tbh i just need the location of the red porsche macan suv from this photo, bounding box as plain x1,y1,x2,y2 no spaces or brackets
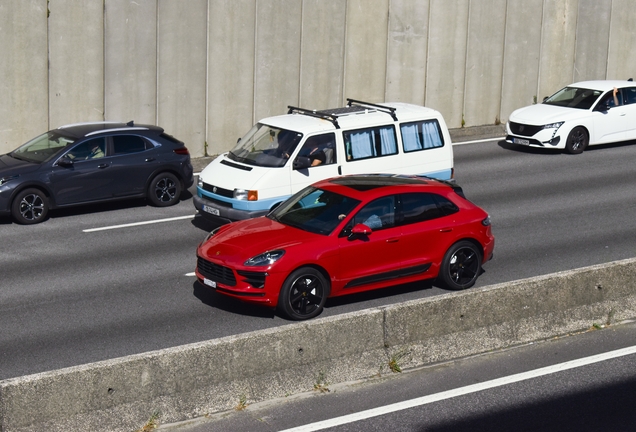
196,174,494,320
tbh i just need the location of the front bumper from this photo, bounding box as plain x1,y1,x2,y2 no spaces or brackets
195,255,284,306
193,194,269,224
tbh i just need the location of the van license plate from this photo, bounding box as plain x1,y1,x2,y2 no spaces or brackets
514,138,530,145
203,205,220,216
203,278,217,288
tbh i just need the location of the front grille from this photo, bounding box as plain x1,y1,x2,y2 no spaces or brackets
236,270,267,289
509,122,543,137
197,256,237,286
201,182,233,198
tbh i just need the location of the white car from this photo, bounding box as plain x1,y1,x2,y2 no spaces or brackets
506,79,636,154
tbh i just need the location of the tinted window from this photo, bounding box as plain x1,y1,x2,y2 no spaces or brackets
269,187,360,235
113,135,148,154
623,87,636,105
350,196,396,231
343,125,397,161
400,120,444,152
66,138,106,160
399,193,458,225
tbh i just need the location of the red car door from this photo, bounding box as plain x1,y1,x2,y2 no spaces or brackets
335,195,404,292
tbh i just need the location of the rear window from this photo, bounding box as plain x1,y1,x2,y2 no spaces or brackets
400,120,444,152
400,193,458,225
343,125,398,161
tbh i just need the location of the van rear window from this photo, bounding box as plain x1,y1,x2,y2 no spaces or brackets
400,120,444,152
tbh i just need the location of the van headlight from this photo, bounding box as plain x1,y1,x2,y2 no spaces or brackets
244,250,285,266
234,189,258,201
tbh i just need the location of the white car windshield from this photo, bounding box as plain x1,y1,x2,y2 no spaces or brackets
227,123,303,168
543,86,603,110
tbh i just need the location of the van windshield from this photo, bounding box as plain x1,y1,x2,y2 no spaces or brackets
227,123,303,168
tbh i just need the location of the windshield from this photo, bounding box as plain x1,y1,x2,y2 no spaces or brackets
10,131,76,163
227,123,303,168
269,186,360,235
543,86,603,110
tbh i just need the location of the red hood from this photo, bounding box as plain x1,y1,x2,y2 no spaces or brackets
198,216,319,265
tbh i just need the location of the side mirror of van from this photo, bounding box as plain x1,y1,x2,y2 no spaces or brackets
293,156,312,170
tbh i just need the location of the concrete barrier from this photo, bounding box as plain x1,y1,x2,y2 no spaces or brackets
2,257,636,432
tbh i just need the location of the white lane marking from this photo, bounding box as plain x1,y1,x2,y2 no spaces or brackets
185,272,196,277
453,136,505,145
280,345,636,432
83,215,195,232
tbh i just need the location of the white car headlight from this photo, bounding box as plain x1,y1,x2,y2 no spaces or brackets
244,250,285,266
543,121,564,130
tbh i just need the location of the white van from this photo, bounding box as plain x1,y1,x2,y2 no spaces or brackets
194,99,454,224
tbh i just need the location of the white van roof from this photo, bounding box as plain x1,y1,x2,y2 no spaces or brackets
260,100,442,134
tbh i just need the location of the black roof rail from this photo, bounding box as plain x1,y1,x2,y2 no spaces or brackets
346,98,398,121
287,106,341,129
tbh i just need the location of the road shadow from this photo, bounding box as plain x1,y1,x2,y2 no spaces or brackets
192,281,277,319
498,138,636,155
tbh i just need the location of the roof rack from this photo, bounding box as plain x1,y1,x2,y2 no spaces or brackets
346,98,398,121
58,121,122,129
287,106,341,129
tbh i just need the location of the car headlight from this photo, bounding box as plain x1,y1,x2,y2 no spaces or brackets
0,175,19,186
197,177,203,188
234,189,258,201
244,250,285,266
543,121,564,130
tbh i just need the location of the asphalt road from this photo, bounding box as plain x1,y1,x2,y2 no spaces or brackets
1,136,636,380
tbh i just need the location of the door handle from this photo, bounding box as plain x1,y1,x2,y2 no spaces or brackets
386,238,400,243
145,157,156,162
97,163,109,169
440,228,453,232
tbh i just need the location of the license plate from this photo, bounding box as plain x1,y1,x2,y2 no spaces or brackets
513,138,530,145
202,205,220,216
203,278,217,288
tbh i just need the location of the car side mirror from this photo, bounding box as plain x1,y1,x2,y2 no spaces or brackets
348,223,372,240
293,156,311,170
57,156,74,167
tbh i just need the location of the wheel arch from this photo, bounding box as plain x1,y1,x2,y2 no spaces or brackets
144,167,187,191
9,183,56,208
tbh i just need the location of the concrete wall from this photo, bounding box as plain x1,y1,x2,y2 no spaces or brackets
1,0,633,157
2,257,635,432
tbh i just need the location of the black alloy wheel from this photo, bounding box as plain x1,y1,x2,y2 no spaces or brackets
565,126,589,154
278,267,329,320
11,188,49,225
148,172,181,207
438,240,482,290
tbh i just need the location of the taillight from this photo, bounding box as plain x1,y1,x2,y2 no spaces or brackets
174,147,190,155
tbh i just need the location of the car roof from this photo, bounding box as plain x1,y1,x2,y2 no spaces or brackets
568,80,635,91
260,102,442,134
55,121,163,138
315,174,453,201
